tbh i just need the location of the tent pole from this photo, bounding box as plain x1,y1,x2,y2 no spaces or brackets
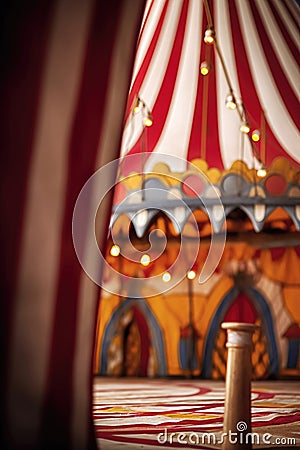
221,322,258,450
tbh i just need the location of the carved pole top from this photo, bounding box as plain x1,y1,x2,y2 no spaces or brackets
221,322,259,333
222,322,260,347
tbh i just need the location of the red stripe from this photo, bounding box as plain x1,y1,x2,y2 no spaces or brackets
127,0,190,170
187,2,223,169
39,1,129,447
124,0,169,123
0,0,55,446
133,306,150,375
186,7,208,162
229,0,300,168
249,1,299,129
204,48,224,170
224,292,258,323
252,412,300,427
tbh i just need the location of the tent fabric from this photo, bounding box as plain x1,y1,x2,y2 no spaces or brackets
110,0,300,237
120,0,300,173
0,1,145,449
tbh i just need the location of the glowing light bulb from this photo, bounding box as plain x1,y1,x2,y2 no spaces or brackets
133,97,142,114
110,244,120,257
204,28,215,44
257,168,267,178
200,61,210,76
143,113,153,127
225,94,236,110
240,121,250,134
252,129,260,142
187,270,196,280
140,254,151,266
162,272,171,282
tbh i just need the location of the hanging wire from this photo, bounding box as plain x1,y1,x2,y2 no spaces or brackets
141,124,147,201
260,109,266,165
130,94,153,201
203,0,213,28
200,44,212,160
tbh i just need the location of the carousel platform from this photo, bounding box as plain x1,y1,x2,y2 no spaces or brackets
93,377,300,449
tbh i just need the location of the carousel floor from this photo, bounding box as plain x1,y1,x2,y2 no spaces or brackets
93,377,300,449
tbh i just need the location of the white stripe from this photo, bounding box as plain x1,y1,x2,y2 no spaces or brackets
72,1,146,448
138,0,183,112
216,0,258,169
146,0,202,171
140,0,153,32
7,0,94,447
236,0,300,163
130,0,166,90
255,0,300,101
121,0,183,156
272,0,300,51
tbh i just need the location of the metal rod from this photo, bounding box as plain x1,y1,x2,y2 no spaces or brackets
113,196,300,213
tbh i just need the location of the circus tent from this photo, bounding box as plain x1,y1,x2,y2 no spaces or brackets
1,1,299,449
95,0,300,380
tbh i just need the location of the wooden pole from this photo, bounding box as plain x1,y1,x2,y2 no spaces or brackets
187,277,194,377
221,322,258,450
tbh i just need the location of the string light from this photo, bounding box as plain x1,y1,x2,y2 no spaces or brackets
200,61,210,75
257,167,267,178
187,270,196,280
225,93,237,110
162,271,171,282
204,28,215,44
133,96,142,114
143,111,153,127
140,254,151,266
110,244,120,257
252,129,260,142
240,120,250,134
132,95,153,127
203,0,260,170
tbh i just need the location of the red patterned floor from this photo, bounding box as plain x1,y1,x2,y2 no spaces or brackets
93,378,300,449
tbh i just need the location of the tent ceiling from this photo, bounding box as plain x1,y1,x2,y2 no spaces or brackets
112,0,299,235
120,0,300,171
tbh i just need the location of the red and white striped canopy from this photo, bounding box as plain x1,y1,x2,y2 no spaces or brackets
120,0,300,172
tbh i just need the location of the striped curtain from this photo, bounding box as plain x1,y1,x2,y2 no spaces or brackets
0,1,145,449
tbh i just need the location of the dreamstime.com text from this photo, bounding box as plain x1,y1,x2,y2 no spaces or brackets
157,422,297,447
